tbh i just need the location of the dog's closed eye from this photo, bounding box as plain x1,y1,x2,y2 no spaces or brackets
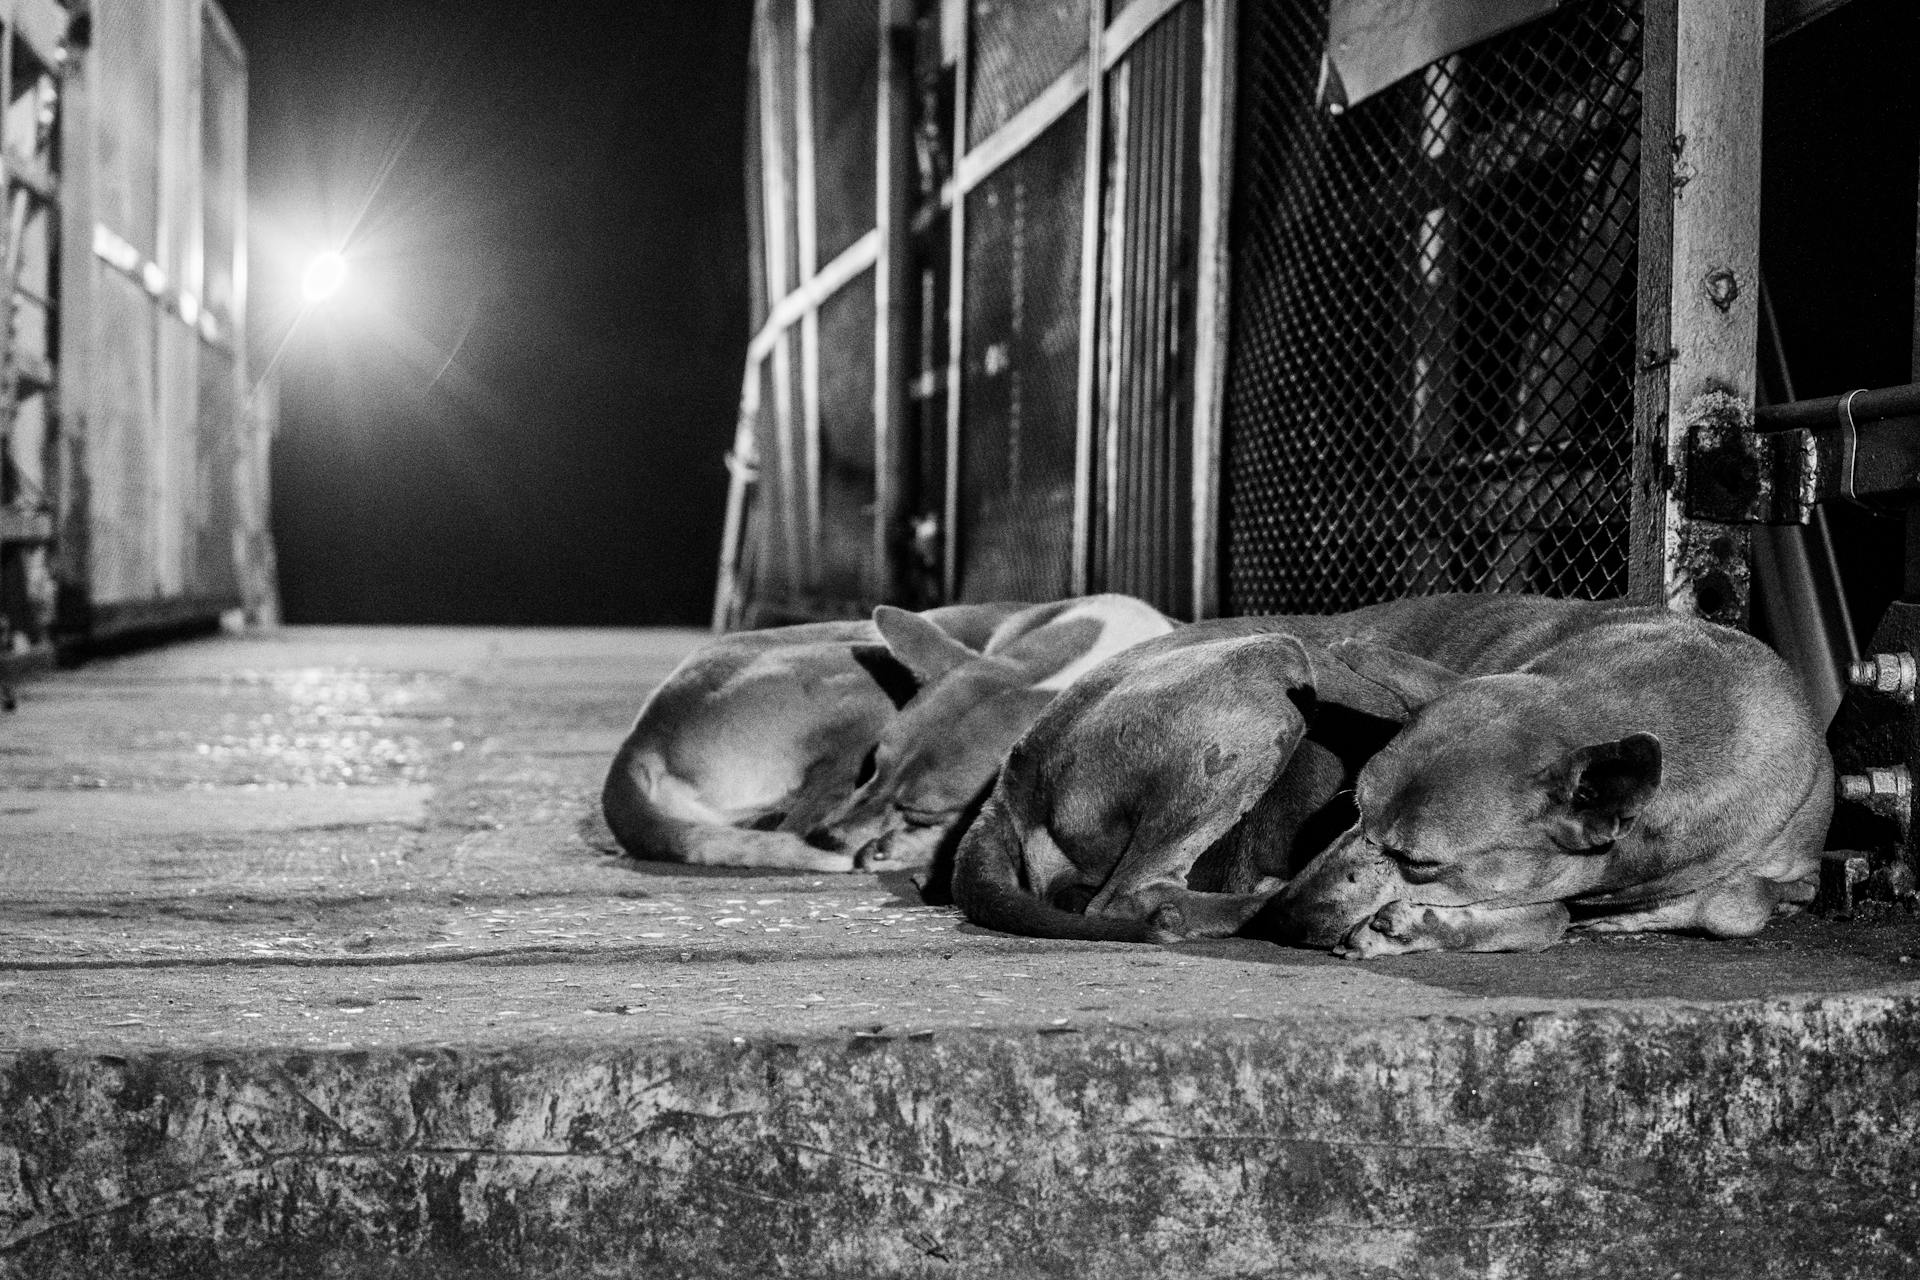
897,806,950,829
1380,844,1448,881
854,746,879,787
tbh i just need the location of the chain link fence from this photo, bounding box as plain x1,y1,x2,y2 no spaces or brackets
1221,0,1643,614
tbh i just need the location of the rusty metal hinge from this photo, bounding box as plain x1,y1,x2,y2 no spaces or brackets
1683,418,1819,524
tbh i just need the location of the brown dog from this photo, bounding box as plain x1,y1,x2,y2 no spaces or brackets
602,604,1024,872
953,595,1833,954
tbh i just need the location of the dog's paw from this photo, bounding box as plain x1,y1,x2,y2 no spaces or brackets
1331,900,1428,959
1145,903,1188,945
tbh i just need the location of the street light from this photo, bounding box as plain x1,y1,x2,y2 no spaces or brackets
302,250,348,304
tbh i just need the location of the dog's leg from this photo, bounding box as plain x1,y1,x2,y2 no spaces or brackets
1333,899,1571,958
1078,718,1305,936
1078,634,1368,938
1575,871,1814,939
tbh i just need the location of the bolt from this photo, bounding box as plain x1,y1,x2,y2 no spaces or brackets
1704,269,1740,311
1837,765,1913,826
1847,652,1918,704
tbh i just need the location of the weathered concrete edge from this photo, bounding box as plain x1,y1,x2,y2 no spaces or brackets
4,991,1918,1280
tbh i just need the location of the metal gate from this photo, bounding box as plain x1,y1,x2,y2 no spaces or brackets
722,0,1770,631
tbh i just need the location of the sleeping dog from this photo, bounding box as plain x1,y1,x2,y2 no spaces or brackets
602,595,1172,873
953,595,1833,954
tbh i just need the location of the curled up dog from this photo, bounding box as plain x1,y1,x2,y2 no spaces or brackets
601,595,1173,873
952,594,1833,954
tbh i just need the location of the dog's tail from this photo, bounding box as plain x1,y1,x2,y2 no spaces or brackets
952,793,1163,942
601,749,856,873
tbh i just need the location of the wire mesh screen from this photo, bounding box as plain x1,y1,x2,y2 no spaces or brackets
967,0,1089,149
814,268,879,603
957,106,1086,603
1221,0,1642,615
812,0,879,265
1096,2,1203,617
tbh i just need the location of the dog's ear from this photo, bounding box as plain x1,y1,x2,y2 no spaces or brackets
850,643,923,709
1543,732,1662,850
873,606,982,687
1326,639,1465,714
992,616,1104,683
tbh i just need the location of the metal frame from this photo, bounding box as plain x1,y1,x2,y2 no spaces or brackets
723,0,1785,630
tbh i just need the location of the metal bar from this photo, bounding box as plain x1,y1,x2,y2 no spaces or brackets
745,228,881,366
712,359,764,632
1164,5,1194,611
795,0,822,565
1628,0,1764,625
755,5,805,595
943,0,970,601
1188,0,1232,620
875,0,914,604
1763,0,1857,44
1138,24,1171,604
951,58,1090,200
1071,0,1106,597
1099,57,1129,596
754,0,793,344
51,0,90,621
1103,0,1187,72
1757,381,1920,431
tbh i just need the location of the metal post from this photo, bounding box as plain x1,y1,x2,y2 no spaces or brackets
1629,0,1765,625
1188,0,1234,620
874,0,914,604
1070,2,1107,597
942,0,968,601
795,0,822,566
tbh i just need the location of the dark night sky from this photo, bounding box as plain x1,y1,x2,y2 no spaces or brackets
218,0,757,626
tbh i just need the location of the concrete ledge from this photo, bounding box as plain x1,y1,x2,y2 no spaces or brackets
4,991,1918,1279
3,627,1918,1278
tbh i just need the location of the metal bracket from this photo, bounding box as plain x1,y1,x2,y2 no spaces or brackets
1683,418,1819,524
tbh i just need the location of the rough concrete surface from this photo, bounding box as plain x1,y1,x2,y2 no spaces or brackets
2,625,1918,1279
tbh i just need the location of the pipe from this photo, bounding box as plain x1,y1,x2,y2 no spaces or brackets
1754,380,1920,431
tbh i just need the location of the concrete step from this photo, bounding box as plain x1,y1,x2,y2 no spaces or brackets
1,626,1916,1279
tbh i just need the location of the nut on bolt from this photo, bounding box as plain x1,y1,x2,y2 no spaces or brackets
1837,765,1914,826
1847,652,1918,704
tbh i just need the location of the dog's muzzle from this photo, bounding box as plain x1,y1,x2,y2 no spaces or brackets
1257,828,1403,948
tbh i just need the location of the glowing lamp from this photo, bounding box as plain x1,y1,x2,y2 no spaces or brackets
302,251,348,303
